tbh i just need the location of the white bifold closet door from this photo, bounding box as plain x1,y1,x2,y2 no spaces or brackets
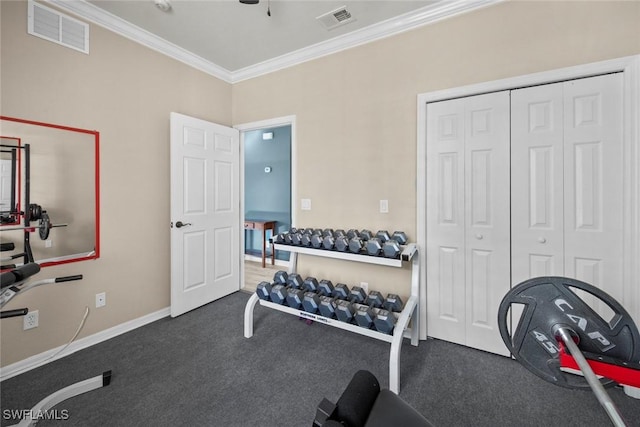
511,73,624,309
426,91,511,356
426,73,623,356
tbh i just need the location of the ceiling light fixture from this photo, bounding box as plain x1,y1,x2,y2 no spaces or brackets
154,0,172,12
239,0,270,17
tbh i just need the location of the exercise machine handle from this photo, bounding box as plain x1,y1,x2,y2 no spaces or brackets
0,308,29,319
0,263,41,289
55,274,83,283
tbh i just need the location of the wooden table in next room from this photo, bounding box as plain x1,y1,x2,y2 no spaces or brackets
244,220,276,268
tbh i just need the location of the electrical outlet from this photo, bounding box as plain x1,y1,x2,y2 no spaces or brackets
379,199,389,213
23,310,39,330
45,239,52,248
96,292,106,308
359,282,369,293
301,198,312,211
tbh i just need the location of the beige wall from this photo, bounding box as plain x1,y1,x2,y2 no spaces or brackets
1,0,231,367
1,0,638,368
232,0,640,300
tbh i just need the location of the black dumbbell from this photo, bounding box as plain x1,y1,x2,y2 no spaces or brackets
301,278,334,314
303,277,319,293
347,286,367,304
284,274,306,308
383,294,404,312
376,230,407,258
335,300,356,323
335,235,350,252
318,295,338,318
322,228,334,238
332,283,350,300
291,231,304,245
374,309,396,334
274,270,288,284
354,290,385,329
335,286,367,323
318,279,335,296
315,281,339,318
270,283,289,304
375,230,391,243
300,231,313,247
334,229,346,238
311,234,323,249
269,270,291,304
346,229,360,240
348,236,364,254
360,229,373,241
322,234,336,250
382,240,401,258
269,271,299,305
324,283,351,320
284,232,294,245
365,238,384,256
256,281,273,300
274,233,286,244
391,231,408,245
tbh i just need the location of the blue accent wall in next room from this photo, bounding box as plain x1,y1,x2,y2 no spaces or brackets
244,125,291,260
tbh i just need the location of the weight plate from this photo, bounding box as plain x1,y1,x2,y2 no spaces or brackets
39,212,51,240
29,204,42,221
498,276,640,389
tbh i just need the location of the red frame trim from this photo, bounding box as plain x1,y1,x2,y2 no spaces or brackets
559,344,640,388
0,115,100,267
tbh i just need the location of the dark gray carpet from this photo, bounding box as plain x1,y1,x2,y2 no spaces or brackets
1,291,639,426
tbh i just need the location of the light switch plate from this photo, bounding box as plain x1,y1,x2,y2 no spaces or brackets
301,199,311,210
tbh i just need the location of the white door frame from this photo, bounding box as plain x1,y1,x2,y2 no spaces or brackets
417,55,640,340
234,115,296,289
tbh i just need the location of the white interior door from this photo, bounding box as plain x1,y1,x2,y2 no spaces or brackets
426,92,510,355
511,74,624,294
426,97,466,344
563,74,624,303
463,92,510,355
511,82,565,285
170,112,240,317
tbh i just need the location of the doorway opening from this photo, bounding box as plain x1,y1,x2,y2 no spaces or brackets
236,116,296,292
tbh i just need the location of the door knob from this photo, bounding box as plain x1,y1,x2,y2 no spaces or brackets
475,234,483,240
537,237,547,244
175,221,192,228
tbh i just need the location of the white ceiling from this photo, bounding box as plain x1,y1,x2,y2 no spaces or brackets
49,0,497,82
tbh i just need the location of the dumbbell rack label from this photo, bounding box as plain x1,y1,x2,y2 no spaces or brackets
244,242,421,394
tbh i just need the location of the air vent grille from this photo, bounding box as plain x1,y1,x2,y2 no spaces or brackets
316,6,356,31
28,0,89,54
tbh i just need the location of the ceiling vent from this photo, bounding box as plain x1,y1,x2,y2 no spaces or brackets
316,6,356,31
28,0,89,54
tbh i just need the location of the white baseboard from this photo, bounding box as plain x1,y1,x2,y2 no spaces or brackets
0,307,170,382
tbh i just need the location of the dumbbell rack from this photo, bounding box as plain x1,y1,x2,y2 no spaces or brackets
244,243,420,394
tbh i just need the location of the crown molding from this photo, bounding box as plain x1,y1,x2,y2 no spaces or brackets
46,0,501,84
231,0,501,83
46,0,234,83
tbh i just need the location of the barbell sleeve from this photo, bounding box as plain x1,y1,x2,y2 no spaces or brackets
555,326,627,427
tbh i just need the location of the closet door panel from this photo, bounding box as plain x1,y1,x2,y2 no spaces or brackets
511,83,564,286
464,92,510,355
564,73,624,303
426,99,466,343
